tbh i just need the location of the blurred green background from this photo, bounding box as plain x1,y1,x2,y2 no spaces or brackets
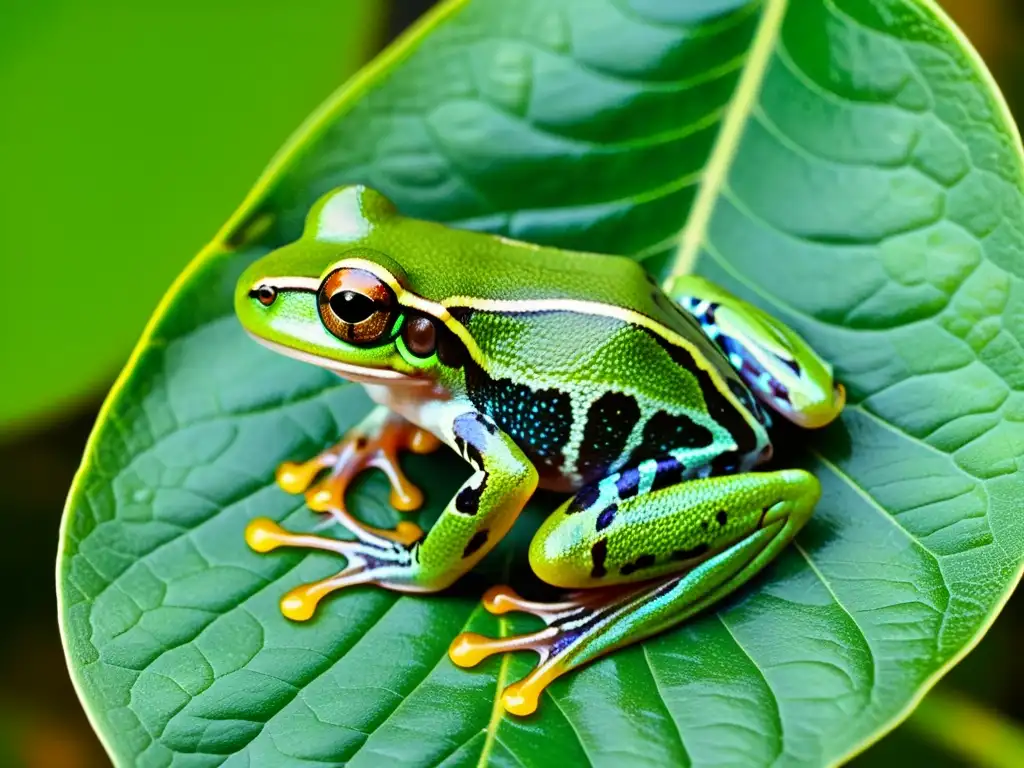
2,0,1021,765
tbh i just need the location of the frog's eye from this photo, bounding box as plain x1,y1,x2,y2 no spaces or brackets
318,267,397,345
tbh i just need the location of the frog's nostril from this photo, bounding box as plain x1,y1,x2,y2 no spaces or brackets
250,285,277,306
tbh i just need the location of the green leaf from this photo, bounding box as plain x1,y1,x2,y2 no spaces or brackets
0,0,382,433
59,0,1024,765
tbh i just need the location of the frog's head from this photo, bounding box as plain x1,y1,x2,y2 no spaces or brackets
235,185,465,389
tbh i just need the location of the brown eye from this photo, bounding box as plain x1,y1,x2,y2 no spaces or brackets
403,315,437,358
318,268,397,345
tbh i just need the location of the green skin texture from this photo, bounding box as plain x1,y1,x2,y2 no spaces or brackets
235,184,843,699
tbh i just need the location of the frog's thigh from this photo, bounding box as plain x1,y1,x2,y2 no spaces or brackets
529,466,820,589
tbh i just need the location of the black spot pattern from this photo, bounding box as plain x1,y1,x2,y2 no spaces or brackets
455,480,485,515
595,504,617,532
620,553,656,575
452,413,493,516
720,331,786,410
671,543,709,561
652,334,759,457
769,377,791,404
649,456,686,492
575,391,641,483
628,411,714,466
466,362,571,479
567,483,600,515
615,467,641,499
716,510,728,526
590,538,608,578
462,530,489,558
455,437,483,469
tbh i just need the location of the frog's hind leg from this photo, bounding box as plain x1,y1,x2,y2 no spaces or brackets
449,468,819,716
271,405,441,546
664,274,844,429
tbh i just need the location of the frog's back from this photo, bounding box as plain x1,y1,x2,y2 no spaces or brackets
390,216,747,364
368,214,770,486
380,216,680,312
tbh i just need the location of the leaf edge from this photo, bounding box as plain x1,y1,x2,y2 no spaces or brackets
54,0,474,762
54,0,1024,764
824,0,1024,763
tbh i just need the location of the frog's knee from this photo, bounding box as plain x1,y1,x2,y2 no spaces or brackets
528,520,586,589
527,497,613,589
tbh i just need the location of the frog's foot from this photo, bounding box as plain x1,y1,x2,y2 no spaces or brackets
245,517,420,620
449,584,646,716
276,408,441,546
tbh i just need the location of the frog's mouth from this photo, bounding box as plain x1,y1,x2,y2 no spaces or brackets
246,333,431,388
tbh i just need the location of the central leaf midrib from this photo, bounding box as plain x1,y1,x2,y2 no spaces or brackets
666,0,789,284
472,3,791,764
476,614,512,768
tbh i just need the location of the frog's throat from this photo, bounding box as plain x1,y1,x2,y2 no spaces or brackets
245,332,430,387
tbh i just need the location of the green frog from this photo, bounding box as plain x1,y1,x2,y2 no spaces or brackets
236,185,844,716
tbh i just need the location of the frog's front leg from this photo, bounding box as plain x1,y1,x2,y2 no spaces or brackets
449,467,819,716
246,408,538,619
270,404,441,545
